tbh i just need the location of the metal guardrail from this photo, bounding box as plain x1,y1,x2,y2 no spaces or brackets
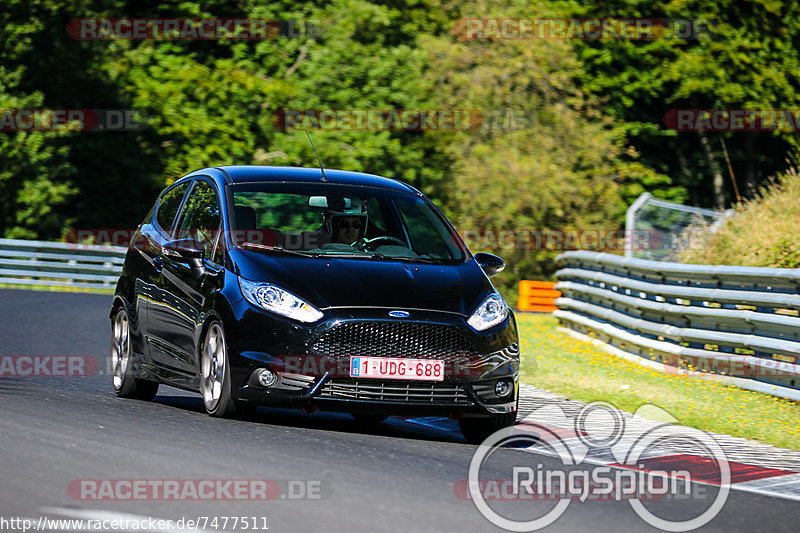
0,238,126,289
554,250,800,399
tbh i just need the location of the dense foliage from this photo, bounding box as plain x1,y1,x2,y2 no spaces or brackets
2,0,799,298
680,167,800,267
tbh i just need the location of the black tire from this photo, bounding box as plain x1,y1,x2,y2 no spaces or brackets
351,413,389,423
111,307,159,401
458,411,517,444
200,321,236,418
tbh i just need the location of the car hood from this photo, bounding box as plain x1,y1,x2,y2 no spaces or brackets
230,250,493,316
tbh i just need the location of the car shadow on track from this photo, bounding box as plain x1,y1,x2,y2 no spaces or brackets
153,394,468,444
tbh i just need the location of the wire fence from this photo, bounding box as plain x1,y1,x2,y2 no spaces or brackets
624,192,733,261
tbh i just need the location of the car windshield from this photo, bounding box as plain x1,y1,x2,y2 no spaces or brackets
227,182,467,263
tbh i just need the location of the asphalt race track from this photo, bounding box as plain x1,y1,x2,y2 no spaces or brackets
1,288,798,532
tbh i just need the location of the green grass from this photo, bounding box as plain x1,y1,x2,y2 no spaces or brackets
518,313,800,451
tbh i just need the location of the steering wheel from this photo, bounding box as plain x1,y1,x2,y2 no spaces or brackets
358,236,406,251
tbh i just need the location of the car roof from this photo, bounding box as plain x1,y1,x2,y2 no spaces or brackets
184,165,419,193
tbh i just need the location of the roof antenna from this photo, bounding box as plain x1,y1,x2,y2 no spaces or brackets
305,129,327,182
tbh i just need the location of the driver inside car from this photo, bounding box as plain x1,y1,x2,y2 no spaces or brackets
322,197,369,245
319,196,407,252
331,215,367,245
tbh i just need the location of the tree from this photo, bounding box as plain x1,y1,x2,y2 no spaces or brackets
569,0,800,207
0,0,75,238
419,0,667,299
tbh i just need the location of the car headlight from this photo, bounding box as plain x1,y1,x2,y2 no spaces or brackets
467,293,508,331
238,278,323,323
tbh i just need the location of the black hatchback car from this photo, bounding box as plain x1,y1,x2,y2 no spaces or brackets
110,166,520,442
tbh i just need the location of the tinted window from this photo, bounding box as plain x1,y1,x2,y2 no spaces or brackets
155,182,189,233
396,197,456,259
234,191,320,232
229,183,466,262
176,181,221,257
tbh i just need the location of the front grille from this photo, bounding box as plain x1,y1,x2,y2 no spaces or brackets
310,322,479,359
318,378,473,406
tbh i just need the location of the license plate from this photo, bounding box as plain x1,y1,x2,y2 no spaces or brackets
350,357,445,381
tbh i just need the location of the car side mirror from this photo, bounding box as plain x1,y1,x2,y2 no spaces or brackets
162,238,205,262
474,252,505,277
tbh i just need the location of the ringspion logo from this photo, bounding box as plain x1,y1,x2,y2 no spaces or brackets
464,402,730,531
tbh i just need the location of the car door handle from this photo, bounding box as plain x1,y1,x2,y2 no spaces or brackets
153,256,164,272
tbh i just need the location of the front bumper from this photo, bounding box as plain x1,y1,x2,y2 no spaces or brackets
225,301,520,416
235,368,519,416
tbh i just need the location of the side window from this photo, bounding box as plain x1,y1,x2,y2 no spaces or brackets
364,197,387,233
176,181,221,258
396,197,455,259
155,182,190,234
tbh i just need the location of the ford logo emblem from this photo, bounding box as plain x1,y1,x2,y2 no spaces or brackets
388,310,410,318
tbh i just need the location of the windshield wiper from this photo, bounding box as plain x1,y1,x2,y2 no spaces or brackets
241,243,451,263
239,242,318,257
369,253,445,264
